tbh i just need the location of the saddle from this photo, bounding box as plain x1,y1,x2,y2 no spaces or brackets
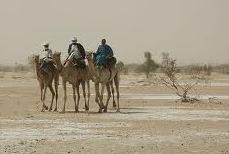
97,57,117,70
71,58,86,69
107,57,117,68
40,60,57,73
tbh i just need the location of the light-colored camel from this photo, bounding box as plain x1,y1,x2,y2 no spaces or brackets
86,52,121,112
53,52,90,113
34,55,59,112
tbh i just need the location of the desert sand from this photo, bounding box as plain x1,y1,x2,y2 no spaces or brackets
0,72,229,154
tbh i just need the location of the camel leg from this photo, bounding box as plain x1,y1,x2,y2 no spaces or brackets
48,85,55,111
86,80,90,111
40,82,44,102
104,83,111,113
76,84,80,112
41,86,48,112
53,75,59,112
95,83,102,113
81,81,89,111
60,81,67,113
111,81,116,108
99,84,106,110
114,74,120,112
72,84,78,113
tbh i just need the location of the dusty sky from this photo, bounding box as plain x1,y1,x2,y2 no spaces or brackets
0,0,228,65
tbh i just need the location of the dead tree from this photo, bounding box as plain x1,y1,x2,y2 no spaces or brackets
159,53,205,103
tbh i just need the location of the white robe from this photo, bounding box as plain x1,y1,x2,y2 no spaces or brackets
40,49,53,62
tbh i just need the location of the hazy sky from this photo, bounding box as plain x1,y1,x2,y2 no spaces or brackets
0,0,228,65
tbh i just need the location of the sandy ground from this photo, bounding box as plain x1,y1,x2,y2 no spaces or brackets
0,72,229,154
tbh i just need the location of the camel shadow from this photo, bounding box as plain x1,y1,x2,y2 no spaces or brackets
117,107,147,115
56,107,146,115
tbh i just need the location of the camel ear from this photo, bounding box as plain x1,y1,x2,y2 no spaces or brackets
33,54,40,61
33,54,39,58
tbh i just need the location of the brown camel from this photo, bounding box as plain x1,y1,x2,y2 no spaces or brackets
53,52,90,113
34,55,59,112
86,52,121,113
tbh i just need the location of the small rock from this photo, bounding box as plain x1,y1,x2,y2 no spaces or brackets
19,141,25,145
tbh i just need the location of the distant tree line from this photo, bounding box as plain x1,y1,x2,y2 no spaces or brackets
0,64,31,72
1,52,229,75
119,52,229,77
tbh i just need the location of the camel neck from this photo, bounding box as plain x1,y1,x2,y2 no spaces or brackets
35,61,40,77
87,58,99,79
55,59,62,71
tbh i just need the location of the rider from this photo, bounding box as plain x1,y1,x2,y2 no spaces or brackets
39,42,57,71
94,39,116,68
67,37,86,68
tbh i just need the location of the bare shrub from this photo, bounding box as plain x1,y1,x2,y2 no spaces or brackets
159,52,206,103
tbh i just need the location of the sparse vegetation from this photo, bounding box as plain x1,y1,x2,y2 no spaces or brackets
137,52,159,78
159,52,206,103
180,64,213,76
213,64,229,74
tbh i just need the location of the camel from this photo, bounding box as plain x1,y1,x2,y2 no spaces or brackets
86,52,121,113
34,55,59,112
53,52,90,113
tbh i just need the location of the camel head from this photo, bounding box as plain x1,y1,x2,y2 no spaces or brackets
33,55,40,64
86,51,93,61
53,51,63,72
53,51,61,63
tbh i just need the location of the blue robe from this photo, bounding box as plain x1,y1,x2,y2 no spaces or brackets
95,44,113,66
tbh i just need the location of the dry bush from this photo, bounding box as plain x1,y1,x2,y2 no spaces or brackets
158,53,206,103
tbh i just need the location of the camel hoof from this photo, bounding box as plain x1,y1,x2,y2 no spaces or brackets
103,108,107,113
85,106,89,111
75,108,79,113
116,109,120,113
113,104,117,108
44,105,48,110
53,108,58,112
48,108,52,112
101,104,105,109
41,108,45,112
59,110,65,114
98,108,103,113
